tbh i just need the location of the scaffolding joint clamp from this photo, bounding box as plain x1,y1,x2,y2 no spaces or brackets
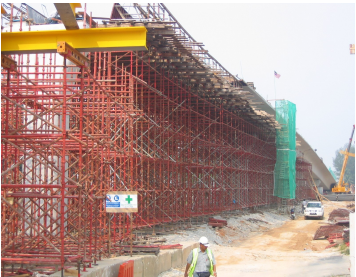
1,54,17,71
57,41,89,67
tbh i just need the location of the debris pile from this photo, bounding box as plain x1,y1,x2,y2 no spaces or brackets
314,207,353,251
313,225,345,240
328,208,352,221
119,245,160,256
162,209,290,247
208,218,228,227
327,233,344,244
116,236,183,256
346,203,355,211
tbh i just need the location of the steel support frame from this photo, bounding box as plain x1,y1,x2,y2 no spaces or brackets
295,157,316,200
2,49,277,274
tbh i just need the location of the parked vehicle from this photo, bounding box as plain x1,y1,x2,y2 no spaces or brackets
304,201,324,220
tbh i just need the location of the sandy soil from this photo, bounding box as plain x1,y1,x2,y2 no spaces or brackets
212,201,352,277
159,200,353,277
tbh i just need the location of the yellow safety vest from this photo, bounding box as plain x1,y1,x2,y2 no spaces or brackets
188,248,214,277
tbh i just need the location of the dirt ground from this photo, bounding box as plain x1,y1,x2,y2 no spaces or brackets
160,200,353,277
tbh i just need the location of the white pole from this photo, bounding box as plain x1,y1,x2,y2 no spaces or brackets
130,213,133,257
274,75,276,109
351,212,355,277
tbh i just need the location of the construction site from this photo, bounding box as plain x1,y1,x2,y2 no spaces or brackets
1,3,354,277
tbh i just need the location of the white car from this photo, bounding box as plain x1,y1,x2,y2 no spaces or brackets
304,201,324,219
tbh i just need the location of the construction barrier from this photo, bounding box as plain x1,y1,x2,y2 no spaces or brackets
118,260,134,277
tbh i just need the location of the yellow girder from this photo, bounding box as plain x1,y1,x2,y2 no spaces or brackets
1,27,147,54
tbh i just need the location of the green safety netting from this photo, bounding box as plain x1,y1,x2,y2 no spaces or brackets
275,100,296,150
274,100,296,199
328,167,337,181
274,149,296,199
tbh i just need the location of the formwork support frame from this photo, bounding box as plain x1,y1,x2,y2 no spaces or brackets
2,49,277,274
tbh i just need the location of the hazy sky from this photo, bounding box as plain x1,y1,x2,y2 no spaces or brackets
24,3,355,170
165,3,355,171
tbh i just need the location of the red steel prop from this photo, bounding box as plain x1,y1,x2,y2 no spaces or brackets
295,157,316,200
1,5,311,273
1,49,277,272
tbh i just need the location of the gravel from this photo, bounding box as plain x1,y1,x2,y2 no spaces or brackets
164,224,224,246
157,268,184,277
163,208,290,247
158,208,291,276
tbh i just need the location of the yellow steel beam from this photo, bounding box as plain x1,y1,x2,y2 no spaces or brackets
1,5,6,15
54,3,81,30
1,27,147,54
57,41,89,67
1,55,17,70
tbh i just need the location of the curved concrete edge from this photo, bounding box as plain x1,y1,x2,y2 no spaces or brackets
50,241,199,277
241,83,336,191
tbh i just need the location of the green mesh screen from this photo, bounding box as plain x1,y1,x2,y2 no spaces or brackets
275,100,296,150
328,167,337,181
274,149,296,199
274,100,297,199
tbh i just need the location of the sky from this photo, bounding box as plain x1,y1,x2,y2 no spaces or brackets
164,3,356,171
15,2,356,171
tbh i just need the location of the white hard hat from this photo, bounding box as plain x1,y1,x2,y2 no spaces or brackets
199,236,209,247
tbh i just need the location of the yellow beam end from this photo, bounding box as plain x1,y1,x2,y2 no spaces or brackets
1,27,147,54
1,5,6,15
57,41,89,67
1,55,17,71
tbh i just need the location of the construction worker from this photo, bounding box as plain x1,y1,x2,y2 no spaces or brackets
184,236,217,277
302,199,307,213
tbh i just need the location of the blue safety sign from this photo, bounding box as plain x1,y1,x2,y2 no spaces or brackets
106,191,138,213
106,202,120,208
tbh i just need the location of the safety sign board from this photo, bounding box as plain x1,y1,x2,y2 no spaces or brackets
106,191,138,213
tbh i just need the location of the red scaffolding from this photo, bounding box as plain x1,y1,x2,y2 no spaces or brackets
1,49,277,273
295,157,317,201
1,3,284,275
